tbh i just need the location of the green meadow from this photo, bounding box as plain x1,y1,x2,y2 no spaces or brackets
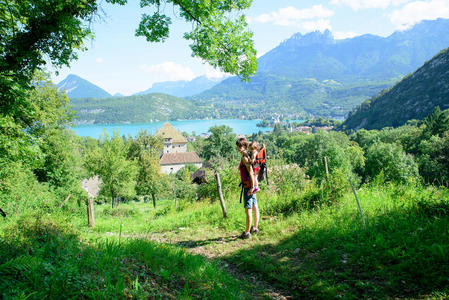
2,178,448,299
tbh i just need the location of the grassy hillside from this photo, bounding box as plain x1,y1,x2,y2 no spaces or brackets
3,180,447,299
85,182,448,299
344,48,449,130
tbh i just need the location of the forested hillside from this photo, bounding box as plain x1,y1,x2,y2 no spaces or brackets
70,93,208,124
193,73,392,118
344,48,449,130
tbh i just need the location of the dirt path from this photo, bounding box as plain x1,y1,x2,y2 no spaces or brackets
107,231,293,300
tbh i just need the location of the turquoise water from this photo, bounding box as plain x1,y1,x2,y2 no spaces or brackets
73,119,272,139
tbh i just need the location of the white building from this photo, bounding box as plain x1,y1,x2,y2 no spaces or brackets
155,122,202,174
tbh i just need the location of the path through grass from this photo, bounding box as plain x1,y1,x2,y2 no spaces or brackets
79,182,449,299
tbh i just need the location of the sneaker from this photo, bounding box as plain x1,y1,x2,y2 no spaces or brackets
250,226,259,234
240,231,251,239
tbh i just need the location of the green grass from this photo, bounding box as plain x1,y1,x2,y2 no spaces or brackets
2,181,449,299
74,182,449,299
224,183,449,299
0,210,253,299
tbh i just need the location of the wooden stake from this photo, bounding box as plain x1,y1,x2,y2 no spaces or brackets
87,197,95,228
348,178,366,228
172,183,177,209
215,171,227,218
323,156,329,180
60,194,71,208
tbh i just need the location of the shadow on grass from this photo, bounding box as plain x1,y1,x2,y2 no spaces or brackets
0,215,252,299
223,201,449,299
175,235,240,248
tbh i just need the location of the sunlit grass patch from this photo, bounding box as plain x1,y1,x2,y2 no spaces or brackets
223,182,449,298
0,212,252,299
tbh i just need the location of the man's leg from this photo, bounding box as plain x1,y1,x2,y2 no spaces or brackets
245,208,252,233
252,204,260,230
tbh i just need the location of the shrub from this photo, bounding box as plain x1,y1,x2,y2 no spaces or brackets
268,161,308,195
102,205,141,217
197,164,241,202
365,142,419,183
293,131,365,182
262,168,348,216
0,160,58,217
417,134,449,185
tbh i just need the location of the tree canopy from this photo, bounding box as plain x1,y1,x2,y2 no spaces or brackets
1,0,257,121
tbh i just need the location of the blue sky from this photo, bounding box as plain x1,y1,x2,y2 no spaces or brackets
51,0,449,95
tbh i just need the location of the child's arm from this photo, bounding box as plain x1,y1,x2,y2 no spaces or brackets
242,154,256,189
250,151,257,164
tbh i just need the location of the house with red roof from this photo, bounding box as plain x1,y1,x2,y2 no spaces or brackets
155,122,202,174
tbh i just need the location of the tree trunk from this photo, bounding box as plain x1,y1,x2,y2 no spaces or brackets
111,188,116,209
152,193,156,209
87,197,95,228
215,171,227,218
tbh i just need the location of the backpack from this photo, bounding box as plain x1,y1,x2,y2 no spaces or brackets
255,145,268,184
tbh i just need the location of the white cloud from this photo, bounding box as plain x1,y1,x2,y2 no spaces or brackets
204,66,229,79
390,0,449,29
95,57,103,63
139,61,196,81
257,50,267,58
334,31,360,39
330,0,411,10
301,19,332,32
249,5,334,26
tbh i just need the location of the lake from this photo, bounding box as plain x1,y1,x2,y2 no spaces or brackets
72,119,272,139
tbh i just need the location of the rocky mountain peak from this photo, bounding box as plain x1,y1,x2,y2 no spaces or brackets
282,29,335,48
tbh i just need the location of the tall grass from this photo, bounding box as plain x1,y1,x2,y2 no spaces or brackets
0,211,252,299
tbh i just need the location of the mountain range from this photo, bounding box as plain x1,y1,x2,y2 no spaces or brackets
57,74,224,99
192,18,449,119
63,18,449,124
134,75,225,97
343,47,449,130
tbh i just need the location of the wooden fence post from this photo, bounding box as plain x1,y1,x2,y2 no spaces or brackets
348,177,366,228
87,197,95,228
172,183,178,209
323,156,329,180
215,171,227,218
60,194,71,208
